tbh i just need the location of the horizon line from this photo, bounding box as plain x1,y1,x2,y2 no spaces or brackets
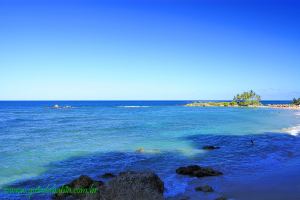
0,99,293,101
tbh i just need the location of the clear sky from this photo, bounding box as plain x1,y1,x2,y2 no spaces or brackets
0,0,299,100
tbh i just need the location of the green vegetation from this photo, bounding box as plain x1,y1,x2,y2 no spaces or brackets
232,90,261,106
186,90,261,107
292,98,300,105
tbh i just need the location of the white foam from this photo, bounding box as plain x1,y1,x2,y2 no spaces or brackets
282,125,300,136
295,112,300,116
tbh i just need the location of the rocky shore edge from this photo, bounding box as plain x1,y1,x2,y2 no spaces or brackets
265,104,300,110
52,164,225,200
185,102,300,110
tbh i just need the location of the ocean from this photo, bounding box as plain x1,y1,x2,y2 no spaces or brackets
0,101,300,200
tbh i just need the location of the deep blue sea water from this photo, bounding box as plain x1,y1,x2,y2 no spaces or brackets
0,101,300,200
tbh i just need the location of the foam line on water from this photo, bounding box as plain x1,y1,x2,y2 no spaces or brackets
282,125,300,136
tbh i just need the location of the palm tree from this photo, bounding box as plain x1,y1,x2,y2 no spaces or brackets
232,90,261,106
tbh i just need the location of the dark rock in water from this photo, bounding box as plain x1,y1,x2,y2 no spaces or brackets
67,175,102,188
53,175,104,200
180,197,190,200
215,196,227,200
53,171,164,200
105,171,164,200
202,145,220,150
195,185,214,192
101,173,115,179
176,165,222,177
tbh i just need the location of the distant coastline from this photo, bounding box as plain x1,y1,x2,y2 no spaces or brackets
185,102,300,110
185,90,300,110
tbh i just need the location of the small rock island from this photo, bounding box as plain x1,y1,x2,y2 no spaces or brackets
185,90,262,107
185,90,300,110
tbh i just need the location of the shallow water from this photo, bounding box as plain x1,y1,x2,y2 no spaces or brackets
0,101,299,199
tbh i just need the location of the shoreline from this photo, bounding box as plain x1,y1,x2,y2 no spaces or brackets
185,102,300,110
264,104,300,110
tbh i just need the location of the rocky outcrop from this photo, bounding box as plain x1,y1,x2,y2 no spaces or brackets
52,171,164,200
176,165,222,177
53,175,104,200
202,145,220,150
195,185,214,192
105,171,164,200
267,104,300,110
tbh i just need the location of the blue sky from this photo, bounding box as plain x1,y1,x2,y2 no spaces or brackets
0,0,299,100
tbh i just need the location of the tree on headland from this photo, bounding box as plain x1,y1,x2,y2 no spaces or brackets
292,98,300,105
233,90,261,106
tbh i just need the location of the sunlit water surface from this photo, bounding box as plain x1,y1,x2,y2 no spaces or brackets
0,101,299,199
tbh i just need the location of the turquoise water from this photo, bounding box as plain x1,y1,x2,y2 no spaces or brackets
0,101,300,199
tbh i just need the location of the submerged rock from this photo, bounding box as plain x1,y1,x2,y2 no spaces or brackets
195,185,214,192
53,171,164,200
215,196,227,200
202,145,220,150
179,197,190,200
176,165,222,177
167,196,190,200
136,147,145,153
135,148,161,154
101,173,115,179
